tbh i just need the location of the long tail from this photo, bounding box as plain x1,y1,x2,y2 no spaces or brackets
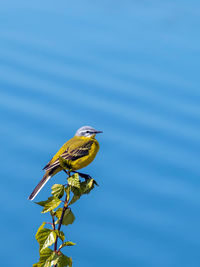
28,172,51,201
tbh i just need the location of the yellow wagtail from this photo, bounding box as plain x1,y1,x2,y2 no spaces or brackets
28,126,102,200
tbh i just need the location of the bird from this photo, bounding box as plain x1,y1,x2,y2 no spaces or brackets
28,126,102,200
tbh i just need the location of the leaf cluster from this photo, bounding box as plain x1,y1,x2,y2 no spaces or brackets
33,172,97,267
34,223,73,267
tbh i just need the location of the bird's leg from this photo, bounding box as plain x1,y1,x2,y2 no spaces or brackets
73,171,92,180
71,170,98,186
63,169,92,180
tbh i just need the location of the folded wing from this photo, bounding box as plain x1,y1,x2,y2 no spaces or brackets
43,139,94,171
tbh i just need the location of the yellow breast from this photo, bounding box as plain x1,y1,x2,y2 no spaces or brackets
71,137,100,170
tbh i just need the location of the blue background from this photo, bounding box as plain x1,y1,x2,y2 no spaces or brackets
0,0,200,266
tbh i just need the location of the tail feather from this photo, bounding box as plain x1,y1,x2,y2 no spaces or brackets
28,173,51,201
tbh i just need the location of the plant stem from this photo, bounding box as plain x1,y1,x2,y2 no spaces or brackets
52,216,56,231
54,171,70,267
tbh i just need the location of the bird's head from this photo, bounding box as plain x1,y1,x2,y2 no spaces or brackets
75,126,103,137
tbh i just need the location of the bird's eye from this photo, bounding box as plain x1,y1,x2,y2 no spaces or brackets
86,131,89,133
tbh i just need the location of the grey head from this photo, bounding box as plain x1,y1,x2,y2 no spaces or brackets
75,126,103,137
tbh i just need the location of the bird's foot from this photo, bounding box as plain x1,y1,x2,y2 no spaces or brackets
73,171,92,180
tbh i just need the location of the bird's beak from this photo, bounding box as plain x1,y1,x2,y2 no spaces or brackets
94,130,103,134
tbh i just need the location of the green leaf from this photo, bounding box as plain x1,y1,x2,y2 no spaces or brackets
62,209,75,226
69,186,81,205
67,173,80,188
36,197,61,213
59,157,72,170
55,208,75,226
65,186,70,202
51,184,64,199
35,200,49,207
69,178,97,205
35,223,57,251
44,252,60,267
36,222,46,233
59,241,76,250
55,230,65,242
57,253,72,267
80,179,95,194
34,249,72,267
33,248,55,267
69,193,81,205
55,208,63,220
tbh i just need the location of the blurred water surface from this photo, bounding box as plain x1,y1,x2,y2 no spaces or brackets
0,0,200,266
